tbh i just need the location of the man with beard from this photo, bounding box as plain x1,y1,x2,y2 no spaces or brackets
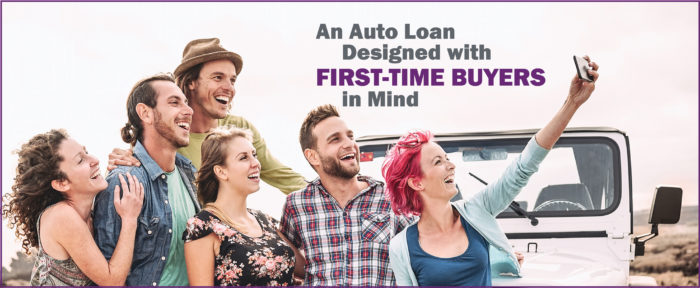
279,104,413,286
93,74,200,286
109,38,306,194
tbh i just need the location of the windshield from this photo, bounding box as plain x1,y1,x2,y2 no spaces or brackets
359,137,621,217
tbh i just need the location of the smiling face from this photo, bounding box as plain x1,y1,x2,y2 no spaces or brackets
151,80,193,148
308,116,360,179
55,138,108,195
188,59,237,120
417,141,457,200
218,137,261,194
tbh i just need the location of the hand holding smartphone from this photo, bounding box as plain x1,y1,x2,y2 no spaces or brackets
573,55,593,82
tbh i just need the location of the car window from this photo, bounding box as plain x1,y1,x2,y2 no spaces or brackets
359,138,620,217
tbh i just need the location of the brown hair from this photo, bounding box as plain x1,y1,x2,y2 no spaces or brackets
197,126,253,206
2,129,69,254
299,104,340,152
121,73,175,146
175,63,203,102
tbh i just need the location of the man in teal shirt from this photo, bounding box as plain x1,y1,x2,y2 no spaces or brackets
94,73,199,286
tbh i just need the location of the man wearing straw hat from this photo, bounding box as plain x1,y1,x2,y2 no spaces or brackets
109,38,306,194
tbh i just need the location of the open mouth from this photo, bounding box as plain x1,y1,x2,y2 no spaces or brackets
247,172,260,181
215,96,230,105
340,153,356,161
90,170,101,180
444,175,455,184
176,121,190,131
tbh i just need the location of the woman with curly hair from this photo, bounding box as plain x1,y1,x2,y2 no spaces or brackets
383,57,599,286
183,126,304,286
2,129,144,286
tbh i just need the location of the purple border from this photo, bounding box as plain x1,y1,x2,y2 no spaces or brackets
0,1,698,287
1,1,4,285
1,0,700,2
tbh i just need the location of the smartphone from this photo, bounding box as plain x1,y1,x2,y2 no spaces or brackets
573,55,593,82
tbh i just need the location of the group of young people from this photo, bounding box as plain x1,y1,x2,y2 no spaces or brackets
2,37,599,286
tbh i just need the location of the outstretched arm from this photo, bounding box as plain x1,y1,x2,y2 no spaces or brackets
473,57,599,215
535,56,599,149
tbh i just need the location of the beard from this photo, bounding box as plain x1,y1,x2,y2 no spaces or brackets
192,85,229,119
319,153,359,179
154,109,189,148
202,98,228,119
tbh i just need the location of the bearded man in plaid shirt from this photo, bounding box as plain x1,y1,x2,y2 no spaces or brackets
279,104,414,285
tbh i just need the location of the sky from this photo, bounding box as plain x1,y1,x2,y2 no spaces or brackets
2,2,698,268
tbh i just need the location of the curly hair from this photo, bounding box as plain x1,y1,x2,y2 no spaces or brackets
2,129,69,254
197,126,254,206
381,130,433,216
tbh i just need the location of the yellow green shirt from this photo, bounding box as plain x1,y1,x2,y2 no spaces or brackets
177,115,307,194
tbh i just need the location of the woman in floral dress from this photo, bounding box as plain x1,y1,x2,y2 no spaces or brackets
183,127,304,286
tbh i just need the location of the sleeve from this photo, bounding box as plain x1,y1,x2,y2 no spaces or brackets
92,170,126,261
393,214,416,236
278,195,302,249
264,212,280,227
242,118,308,194
389,235,414,286
472,136,550,216
182,212,214,242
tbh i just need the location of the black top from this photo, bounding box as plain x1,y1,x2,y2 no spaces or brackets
183,209,295,286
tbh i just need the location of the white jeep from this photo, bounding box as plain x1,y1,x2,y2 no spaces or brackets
357,127,682,286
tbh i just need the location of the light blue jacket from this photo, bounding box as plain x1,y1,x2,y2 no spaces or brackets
388,136,549,286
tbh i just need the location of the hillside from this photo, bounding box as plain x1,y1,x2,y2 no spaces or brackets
630,205,698,286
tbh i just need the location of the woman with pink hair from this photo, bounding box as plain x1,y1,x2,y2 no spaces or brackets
383,57,599,286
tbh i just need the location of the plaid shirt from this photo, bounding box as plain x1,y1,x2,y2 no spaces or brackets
280,175,414,286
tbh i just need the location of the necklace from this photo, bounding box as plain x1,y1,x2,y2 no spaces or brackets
203,203,252,235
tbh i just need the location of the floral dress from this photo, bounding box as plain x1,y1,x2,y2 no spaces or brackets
183,209,295,286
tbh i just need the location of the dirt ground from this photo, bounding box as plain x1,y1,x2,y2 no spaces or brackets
630,208,699,286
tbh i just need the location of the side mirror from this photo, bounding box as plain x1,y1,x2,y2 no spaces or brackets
648,186,683,224
633,186,683,256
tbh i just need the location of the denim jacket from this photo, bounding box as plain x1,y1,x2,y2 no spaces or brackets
93,141,200,286
389,136,549,286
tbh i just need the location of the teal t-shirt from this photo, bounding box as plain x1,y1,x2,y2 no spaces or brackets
159,167,196,286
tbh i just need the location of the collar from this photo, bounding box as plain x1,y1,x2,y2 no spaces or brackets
132,141,193,181
310,174,382,198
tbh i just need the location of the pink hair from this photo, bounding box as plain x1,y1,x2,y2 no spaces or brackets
381,130,433,216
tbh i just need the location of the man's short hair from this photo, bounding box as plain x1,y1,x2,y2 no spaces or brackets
299,104,340,151
121,73,175,146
